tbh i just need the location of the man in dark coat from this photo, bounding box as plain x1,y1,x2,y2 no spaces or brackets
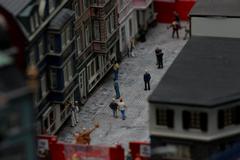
109,98,119,118
155,48,164,69
143,70,151,90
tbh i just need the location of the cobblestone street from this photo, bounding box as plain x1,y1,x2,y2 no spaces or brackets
58,23,188,149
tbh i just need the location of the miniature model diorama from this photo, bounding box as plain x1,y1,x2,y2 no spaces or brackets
74,123,100,145
149,36,240,160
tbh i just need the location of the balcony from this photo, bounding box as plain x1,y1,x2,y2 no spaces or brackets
133,0,153,9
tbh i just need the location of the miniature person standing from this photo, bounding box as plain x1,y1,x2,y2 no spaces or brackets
167,21,180,39
128,38,136,57
109,98,119,118
155,48,160,65
69,101,77,127
183,21,190,40
156,49,164,69
118,97,127,120
143,70,151,91
73,101,80,123
114,79,121,99
113,60,120,80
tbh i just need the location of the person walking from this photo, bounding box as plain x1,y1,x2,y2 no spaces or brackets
183,21,190,40
114,79,121,99
109,98,119,118
143,70,151,91
113,60,120,80
128,38,136,57
118,97,127,120
167,21,181,39
156,49,164,69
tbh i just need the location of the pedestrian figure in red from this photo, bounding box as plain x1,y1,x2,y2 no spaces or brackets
167,21,181,39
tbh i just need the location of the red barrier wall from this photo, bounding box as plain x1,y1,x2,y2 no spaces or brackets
154,0,196,23
129,142,150,160
37,135,124,160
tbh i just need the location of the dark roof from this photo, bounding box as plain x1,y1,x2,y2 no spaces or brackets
190,0,240,17
0,0,31,16
49,8,74,30
149,36,240,107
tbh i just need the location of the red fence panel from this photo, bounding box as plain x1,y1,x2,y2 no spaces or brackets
129,141,150,160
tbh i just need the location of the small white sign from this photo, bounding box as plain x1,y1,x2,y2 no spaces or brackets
140,144,151,157
38,139,49,150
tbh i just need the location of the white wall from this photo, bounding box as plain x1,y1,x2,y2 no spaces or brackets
191,17,240,38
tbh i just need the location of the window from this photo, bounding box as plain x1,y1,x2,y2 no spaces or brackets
67,60,73,80
63,59,74,86
129,19,132,37
41,74,47,97
91,61,95,77
182,111,208,132
66,25,72,43
61,30,67,49
77,35,83,55
38,39,44,60
106,17,111,37
34,12,39,28
83,0,89,10
110,12,115,32
93,20,100,40
85,26,90,46
49,34,55,52
49,0,55,13
96,56,100,71
218,107,240,129
156,108,174,128
121,26,126,45
30,16,35,32
50,69,57,89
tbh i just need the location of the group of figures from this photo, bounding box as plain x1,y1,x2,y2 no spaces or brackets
109,97,127,120
167,11,190,39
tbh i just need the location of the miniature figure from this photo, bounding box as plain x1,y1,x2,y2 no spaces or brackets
73,101,80,123
155,48,164,69
128,38,136,57
143,70,151,91
167,21,181,39
183,21,190,40
109,97,119,118
68,101,78,127
74,123,100,145
113,60,120,80
126,149,132,160
173,11,181,26
114,79,121,99
118,97,127,120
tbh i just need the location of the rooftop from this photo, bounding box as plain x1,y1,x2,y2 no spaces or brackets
49,8,74,30
149,36,240,107
190,0,240,17
0,0,31,16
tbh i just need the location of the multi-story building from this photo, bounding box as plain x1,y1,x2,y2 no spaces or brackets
118,0,155,57
0,0,80,135
149,36,240,160
118,0,138,56
74,0,119,104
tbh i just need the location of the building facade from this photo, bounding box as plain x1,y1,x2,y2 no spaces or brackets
148,37,240,160
0,0,80,135
74,0,119,104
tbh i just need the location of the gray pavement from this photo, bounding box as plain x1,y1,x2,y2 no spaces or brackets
58,23,188,149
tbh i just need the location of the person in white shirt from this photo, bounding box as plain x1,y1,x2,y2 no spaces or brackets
118,97,127,120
